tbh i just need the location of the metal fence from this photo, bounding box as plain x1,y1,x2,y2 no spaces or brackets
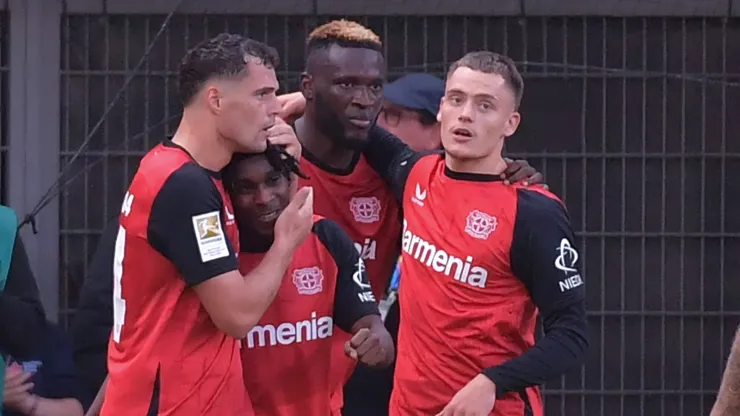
0,11,8,206
57,14,740,416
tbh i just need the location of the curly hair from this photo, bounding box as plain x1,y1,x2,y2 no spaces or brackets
178,33,280,105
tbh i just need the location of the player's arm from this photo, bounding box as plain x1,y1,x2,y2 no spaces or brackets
362,126,437,202
482,189,589,397
711,327,740,415
314,218,394,367
148,165,308,339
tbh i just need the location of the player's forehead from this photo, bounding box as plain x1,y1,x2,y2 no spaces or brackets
234,58,279,91
233,156,277,180
445,67,513,102
320,45,386,82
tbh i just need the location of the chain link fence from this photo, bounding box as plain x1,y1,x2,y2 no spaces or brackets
56,14,740,416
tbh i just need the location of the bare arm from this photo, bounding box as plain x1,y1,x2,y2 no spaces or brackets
28,397,83,416
711,327,740,416
193,242,296,338
143,165,313,339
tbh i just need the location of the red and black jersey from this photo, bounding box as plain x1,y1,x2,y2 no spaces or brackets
238,215,379,416
298,136,403,409
298,146,401,302
102,142,250,416
362,134,589,416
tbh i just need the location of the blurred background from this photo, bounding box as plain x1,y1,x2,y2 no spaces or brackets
1,0,739,414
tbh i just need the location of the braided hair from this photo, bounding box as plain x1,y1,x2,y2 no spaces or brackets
223,141,308,192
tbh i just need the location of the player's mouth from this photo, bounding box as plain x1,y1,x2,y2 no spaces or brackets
451,127,474,141
347,117,373,129
256,210,280,222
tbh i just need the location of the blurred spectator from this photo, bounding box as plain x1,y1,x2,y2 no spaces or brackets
0,217,47,359
376,73,444,152
70,219,117,409
3,322,84,416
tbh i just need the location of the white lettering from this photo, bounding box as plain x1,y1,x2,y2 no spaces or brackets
121,192,134,217
245,312,333,348
354,238,377,261
558,274,584,292
401,220,488,288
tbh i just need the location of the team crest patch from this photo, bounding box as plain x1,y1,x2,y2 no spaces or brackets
292,267,324,295
191,211,229,262
349,197,381,223
465,210,497,240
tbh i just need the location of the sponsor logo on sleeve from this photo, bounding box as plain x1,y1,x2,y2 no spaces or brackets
191,211,229,262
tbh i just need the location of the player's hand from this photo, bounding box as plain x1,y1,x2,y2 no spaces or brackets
436,374,497,416
501,158,546,188
273,186,313,252
266,118,302,161
3,363,35,412
277,92,307,123
344,326,395,368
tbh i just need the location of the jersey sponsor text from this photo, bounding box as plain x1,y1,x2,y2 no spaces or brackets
354,238,378,260
245,312,333,348
401,220,488,288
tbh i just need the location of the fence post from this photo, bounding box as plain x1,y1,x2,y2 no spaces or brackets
7,0,62,321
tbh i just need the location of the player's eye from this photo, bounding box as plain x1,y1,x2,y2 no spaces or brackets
479,102,493,111
338,82,354,89
265,175,283,186
370,83,383,92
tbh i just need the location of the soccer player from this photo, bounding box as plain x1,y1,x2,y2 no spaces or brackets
223,148,394,415
100,34,314,415
711,327,740,415
361,51,590,416
277,21,544,415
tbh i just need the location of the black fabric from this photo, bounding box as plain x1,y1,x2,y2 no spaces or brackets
0,236,46,360
313,218,380,332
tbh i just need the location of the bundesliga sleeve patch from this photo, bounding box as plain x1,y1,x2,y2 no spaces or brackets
191,211,229,262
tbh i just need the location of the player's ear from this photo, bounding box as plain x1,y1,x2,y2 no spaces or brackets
436,97,445,123
300,72,314,101
503,111,521,138
205,84,224,115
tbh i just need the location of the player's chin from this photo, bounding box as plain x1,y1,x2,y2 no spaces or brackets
443,142,479,159
235,133,268,153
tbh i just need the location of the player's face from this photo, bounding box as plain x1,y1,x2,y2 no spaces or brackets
216,59,281,153
377,102,441,151
438,67,520,161
228,156,291,236
306,45,385,149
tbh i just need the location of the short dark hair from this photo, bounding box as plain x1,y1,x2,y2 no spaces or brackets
177,33,280,105
223,145,307,192
447,51,524,109
305,20,382,60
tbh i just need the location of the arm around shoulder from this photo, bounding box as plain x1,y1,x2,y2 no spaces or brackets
147,166,293,339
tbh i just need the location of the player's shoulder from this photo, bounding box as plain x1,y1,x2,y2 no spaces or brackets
407,152,444,177
514,186,569,221
134,142,214,195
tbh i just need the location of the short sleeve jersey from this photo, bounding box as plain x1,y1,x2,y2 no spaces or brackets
238,216,378,416
102,142,249,416
391,155,582,416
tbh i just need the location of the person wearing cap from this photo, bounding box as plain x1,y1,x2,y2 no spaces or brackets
376,73,444,152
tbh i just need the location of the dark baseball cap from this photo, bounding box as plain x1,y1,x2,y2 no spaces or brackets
384,73,445,119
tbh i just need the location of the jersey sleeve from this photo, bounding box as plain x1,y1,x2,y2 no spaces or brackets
482,189,589,396
147,163,239,287
313,218,380,333
363,126,439,202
